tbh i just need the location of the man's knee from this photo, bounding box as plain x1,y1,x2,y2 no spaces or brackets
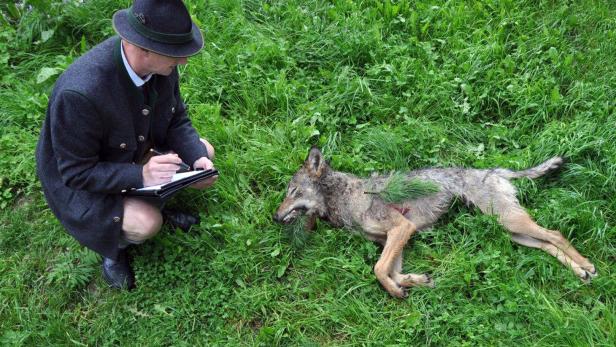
190,176,216,190
123,199,163,243
200,138,215,160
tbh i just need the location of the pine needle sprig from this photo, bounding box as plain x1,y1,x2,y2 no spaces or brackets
284,215,311,250
365,172,440,203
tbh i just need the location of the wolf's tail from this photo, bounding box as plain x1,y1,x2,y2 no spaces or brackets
494,157,564,180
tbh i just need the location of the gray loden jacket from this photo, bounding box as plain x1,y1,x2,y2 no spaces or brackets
35,36,207,260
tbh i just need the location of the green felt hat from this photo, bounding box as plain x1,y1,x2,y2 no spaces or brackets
113,0,203,57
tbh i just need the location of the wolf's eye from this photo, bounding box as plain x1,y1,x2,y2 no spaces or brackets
289,187,297,196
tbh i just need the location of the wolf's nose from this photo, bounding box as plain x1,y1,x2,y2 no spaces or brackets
272,213,281,223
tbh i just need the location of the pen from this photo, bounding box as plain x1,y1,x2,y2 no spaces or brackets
150,148,191,171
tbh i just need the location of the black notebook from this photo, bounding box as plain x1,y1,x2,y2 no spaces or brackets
126,169,218,201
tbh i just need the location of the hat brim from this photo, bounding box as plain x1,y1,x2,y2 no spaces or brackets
112,9,204,58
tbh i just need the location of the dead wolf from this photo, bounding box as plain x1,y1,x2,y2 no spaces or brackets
273,147,597,298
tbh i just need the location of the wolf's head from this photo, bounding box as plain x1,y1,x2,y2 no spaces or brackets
273,147,329,224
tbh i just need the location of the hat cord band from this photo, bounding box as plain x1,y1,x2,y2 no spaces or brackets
127,7,193,45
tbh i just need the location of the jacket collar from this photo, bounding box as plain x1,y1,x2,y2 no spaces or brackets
120,40,152,87
114,37,158,107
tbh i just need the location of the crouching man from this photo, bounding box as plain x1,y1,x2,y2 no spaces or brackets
35,0,217,290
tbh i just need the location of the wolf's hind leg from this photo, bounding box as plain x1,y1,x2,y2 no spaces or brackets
500,211,596,280
510,233,592,281
391,254,435,288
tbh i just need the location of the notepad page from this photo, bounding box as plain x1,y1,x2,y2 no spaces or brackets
136,170,205,191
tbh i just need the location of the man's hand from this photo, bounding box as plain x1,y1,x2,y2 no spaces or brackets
142,153,182,187
193,156,214,171
191,156,218,189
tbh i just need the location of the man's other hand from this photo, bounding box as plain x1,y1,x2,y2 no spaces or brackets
193,156,214,171
191,156,217,189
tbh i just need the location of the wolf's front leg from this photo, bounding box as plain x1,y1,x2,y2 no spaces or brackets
373,217,416,298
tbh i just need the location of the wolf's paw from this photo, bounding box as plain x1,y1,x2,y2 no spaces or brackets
399,273,435,288
549,157,564,170
580,268,597,283
583,264,597,278
389,286,408,299
576,262,597,283
423,274,436,288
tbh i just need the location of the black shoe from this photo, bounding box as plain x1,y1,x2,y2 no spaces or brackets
102,250,135,290
162,209,200,232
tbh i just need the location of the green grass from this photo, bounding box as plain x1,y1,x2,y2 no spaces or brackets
1,0,615,345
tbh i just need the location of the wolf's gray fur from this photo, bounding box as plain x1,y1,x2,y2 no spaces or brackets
274,148,596,298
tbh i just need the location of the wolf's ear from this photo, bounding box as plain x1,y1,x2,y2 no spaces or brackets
305,147,326,177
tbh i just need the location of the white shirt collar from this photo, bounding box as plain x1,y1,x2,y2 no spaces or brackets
120,41,152,87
